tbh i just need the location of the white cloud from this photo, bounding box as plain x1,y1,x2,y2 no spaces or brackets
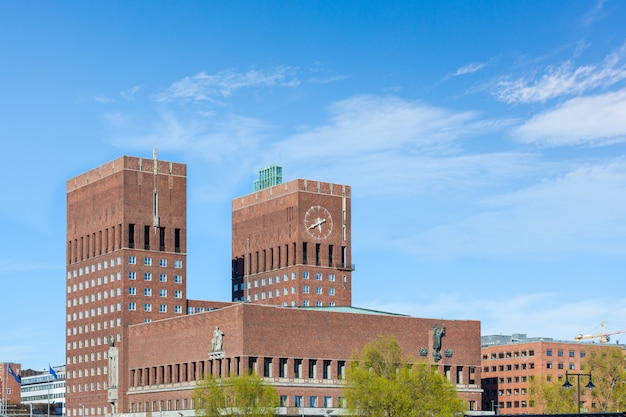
268,95,529,197
395,159,626,259
154,67,300,102
94,96,115,103
512,88,626,146
494,43,626,104
444,62,488,80
121,85,142,101
363,293,626,341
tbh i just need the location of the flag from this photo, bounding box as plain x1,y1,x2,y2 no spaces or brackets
8,363,21,384
49,364,58,379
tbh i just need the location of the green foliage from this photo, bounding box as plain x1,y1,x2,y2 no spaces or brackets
344,335,466,417
529,375,577,413
193,373,279,417
586,347,626,411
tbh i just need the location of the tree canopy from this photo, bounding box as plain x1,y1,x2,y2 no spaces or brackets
193,373,279,417
530,346,626,413
344,335,466,417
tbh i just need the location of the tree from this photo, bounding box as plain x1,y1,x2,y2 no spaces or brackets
193,373,279,417
529,346,626,413
586,347,626,411
344,335,466,417
529,375,578,413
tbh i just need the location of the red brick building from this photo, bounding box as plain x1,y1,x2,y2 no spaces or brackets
125,303,482,415
1,362,22,409
66,155,484,417
481,334,615,414
232,176,353,307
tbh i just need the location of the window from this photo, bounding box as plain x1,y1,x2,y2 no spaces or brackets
294,396,303,408
328,274,335,282
144,288,152,296
558,350,563,357
128,302,136,311
302,271,309,279
316,287,322,294
174,260,183,268
292,286,297,294
303,300,309,306
328,288,335,295
174,275,183,283
546,349,552,356
315,273,322,280
174,290,183,298
128,287,136,295
569,350,575,358
159,274,167,282
128,256,136,265
144,257,152,266
315,301,323,306
309,396,317,407
159,289,167,297
159,259,167,267
144,303,152,312
279,396,288,407
303,286,309,294
569,363,575,370
174,306,182,313
144,273,152,281
128,272,136,280
323,396,332,408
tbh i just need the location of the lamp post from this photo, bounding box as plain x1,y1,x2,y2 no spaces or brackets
562,371,595,413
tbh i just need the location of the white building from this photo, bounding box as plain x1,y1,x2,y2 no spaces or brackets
21,366,65,416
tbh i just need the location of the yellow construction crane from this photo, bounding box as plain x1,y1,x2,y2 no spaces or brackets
575,321,626,343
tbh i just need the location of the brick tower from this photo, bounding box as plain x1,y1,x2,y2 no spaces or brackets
231,167,353,307
65,151,186,417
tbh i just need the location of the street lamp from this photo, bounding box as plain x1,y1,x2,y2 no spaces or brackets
562,371,595,413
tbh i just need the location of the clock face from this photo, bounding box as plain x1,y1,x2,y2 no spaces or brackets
304,205,333,239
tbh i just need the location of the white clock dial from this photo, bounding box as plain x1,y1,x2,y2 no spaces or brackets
304,205,333,239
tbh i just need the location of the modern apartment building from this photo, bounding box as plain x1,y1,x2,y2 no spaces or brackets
481,333,615,414
232,168,353,307
65,152,187,417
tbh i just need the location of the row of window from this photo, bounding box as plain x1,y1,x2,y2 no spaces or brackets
128,272,183,282
128,303,183,313
68,272,122,293
483,363,535,372
483,349,586,361
128,288,183,298
68,329,121,350
67,304,123,322
67,256,183,281
68,405,108,417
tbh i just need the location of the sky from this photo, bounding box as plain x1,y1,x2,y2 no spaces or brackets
2,0,626,369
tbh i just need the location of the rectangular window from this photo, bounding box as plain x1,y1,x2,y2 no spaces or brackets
128,302,136,311
316,273,322,280
174,228,181,253
128,256,136,265
144,225,150,250
315,243,320,266
174,290,182,298
128,272,136,280
128,287,136,295
144,288,152,296
159,274,167,282
159,259,167,267
159,289,167,297
309,359,317,378
324,396,332,408
159,304,167,313
294,396,302,408
328,288,335,296
309,396,317,407
303,271,309,279
316,287,322,294
144,303,152,312
129,223,135,248
174,306,182,313
174,260,183,268
279,396,288,407
302,242,308,264
279,358,288,378
174,275,183,283
323,360,331,379
294,359,302,378
144,257,152,266
144,273,152,281
159,227,165,251
303,286,309,294
328,245,333,267
328,274,335,282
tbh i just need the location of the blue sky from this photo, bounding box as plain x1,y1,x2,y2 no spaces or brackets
2,0,626,369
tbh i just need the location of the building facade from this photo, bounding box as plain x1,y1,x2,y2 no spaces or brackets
20,366,66,415
1,362,22,412
65,153,187,417
232,173,353,307
124,303,483,416
481,334,615,414
66,154,483,417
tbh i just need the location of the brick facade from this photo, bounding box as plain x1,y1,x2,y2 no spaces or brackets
232,179,353,307
126,303,483,414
